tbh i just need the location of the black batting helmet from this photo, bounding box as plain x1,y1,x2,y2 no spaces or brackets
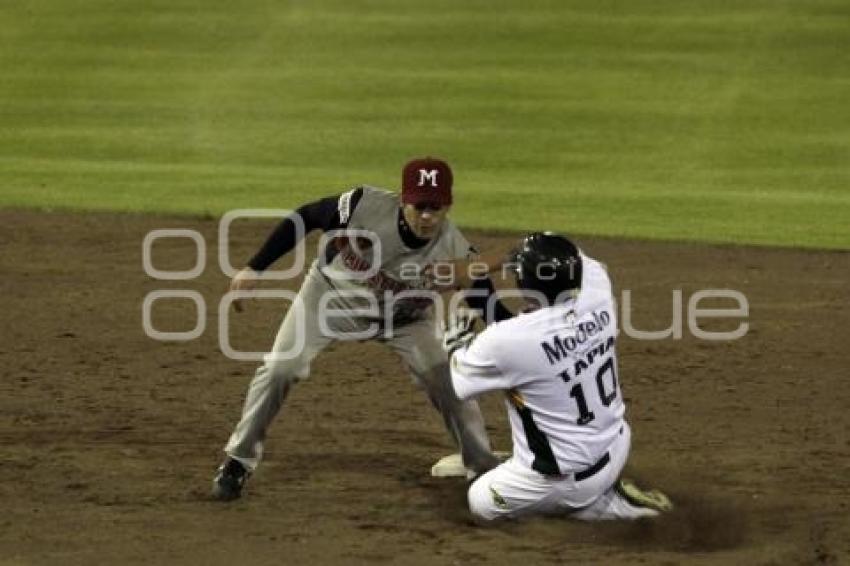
508,232,583,304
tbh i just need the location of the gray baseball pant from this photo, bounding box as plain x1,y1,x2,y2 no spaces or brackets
224,267,498,473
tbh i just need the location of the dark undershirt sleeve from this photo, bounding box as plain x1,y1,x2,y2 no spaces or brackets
247,188,363,271
464,276,514,325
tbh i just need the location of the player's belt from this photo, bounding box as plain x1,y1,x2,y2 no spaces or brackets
574,452,610,482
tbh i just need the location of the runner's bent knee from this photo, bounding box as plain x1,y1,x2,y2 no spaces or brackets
467,478,502,522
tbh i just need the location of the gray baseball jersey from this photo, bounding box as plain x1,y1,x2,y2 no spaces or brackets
318,186,473,330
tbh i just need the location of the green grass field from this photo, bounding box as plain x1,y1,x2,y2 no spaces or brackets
2,0,848,248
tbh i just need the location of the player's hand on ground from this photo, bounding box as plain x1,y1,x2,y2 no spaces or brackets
229,267,261,313
442,308,478,356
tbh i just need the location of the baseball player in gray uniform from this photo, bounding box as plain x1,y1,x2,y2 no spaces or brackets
212,157,501,500
443,232,673,521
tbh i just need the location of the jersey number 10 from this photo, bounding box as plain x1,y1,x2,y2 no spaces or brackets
568,357,619,425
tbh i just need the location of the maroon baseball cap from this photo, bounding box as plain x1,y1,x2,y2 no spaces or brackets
401,157,453,207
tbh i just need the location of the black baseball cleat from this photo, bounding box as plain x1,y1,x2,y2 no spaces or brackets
212,458,250,501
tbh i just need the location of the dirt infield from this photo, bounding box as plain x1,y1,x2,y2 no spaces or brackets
1,209,847,565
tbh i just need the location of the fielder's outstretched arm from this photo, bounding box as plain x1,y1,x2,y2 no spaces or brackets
248,188,364,271
229,188,365,312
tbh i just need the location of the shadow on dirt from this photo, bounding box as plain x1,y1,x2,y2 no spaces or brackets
596,492,750,552
420,479,750,553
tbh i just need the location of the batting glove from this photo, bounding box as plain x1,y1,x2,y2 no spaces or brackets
442,308,478,357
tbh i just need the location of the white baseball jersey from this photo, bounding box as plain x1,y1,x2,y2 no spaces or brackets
450,256,624,476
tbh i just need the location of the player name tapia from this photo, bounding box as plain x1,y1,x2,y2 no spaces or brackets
541,310,612,365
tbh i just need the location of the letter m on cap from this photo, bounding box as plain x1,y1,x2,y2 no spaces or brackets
418,169,439,187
